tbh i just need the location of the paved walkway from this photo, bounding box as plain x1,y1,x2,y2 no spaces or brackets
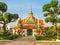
0,41,13,45
37,42,60,45
5,41,34,45
0,36,60,45
5,36,35,45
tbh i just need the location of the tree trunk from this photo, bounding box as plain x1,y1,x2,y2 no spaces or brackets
3,20,6,33
54,12,57,32
2,12,7,33
53,22,57,32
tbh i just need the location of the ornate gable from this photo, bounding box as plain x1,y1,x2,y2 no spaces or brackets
25,7,35,24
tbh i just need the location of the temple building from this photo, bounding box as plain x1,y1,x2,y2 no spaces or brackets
13,7,44,36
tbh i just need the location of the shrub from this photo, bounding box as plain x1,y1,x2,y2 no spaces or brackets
0,31,20,40
34,35,43,40
7,35,19,40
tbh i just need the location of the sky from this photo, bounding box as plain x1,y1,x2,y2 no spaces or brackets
0,0,60,27
0,0,51,19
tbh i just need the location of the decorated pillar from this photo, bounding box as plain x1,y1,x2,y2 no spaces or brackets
13,29,15,35
32,29,36,36
24,29,27,36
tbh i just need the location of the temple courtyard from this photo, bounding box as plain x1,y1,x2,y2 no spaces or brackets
0,36,60,45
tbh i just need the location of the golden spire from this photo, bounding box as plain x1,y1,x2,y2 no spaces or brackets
25,4,35,24
29,4,33,14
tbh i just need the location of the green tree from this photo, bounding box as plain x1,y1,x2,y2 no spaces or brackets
0,2,19,33
0,2,7,32
3,13,19,32
0,2,7,14
42,0,60,39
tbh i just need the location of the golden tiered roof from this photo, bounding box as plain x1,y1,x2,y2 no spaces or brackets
25,7,35,24
17,6,44,29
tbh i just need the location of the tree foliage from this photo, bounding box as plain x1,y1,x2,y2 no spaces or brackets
3,13,13,23
12,14,19,21
0,2,7,13
3,13,19,23
0,2,19,32
42,0,60,23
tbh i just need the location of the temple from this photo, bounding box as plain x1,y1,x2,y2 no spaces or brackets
13,7,44,36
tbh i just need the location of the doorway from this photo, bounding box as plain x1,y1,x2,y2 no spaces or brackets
27,29,32,36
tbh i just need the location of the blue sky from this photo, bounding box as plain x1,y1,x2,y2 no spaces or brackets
0,0,60,19
0,0,60,26
0,0,51,19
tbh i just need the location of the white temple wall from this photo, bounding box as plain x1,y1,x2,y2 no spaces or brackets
32,29,36,36
23,29,27,36
13,29,15,35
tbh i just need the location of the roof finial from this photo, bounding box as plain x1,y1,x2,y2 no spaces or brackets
30,4,32,11
29,4,33,14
